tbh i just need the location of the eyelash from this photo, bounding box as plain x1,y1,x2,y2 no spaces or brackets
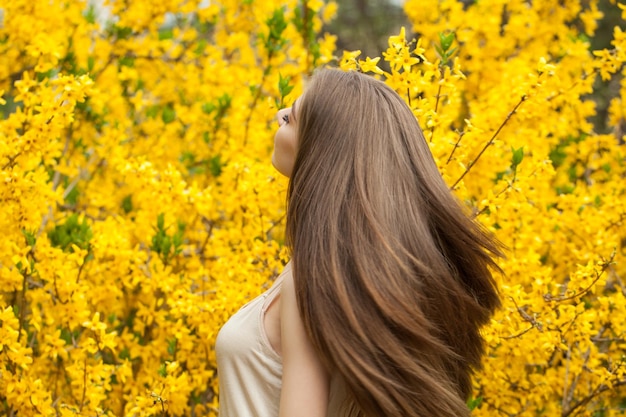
282,114,290,124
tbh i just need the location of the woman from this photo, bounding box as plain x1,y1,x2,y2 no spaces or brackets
215,69,502,417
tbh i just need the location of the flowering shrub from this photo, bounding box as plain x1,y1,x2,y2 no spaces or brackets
0,0,625,416
0,0,336,415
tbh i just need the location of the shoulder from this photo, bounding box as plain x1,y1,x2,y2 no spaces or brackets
279,263,297,314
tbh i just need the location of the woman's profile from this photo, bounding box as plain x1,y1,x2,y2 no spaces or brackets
215,68,502,417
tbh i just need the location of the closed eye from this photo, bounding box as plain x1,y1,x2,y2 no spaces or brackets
282,114,290,124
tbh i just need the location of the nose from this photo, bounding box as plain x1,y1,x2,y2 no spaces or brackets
276,108,289,126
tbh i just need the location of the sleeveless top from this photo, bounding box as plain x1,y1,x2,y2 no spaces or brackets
215,263,348,417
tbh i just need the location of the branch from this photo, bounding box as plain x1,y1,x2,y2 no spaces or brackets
501,325,534,340
446,130,465,164
243,55,274,145
562,378,626,417
2,152,21,170
508,295,543,332
16,269,28,343
79,359,88,412
429,83,444,143
451,95,527,190
544,250,616,303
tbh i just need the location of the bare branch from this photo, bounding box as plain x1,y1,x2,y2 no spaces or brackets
451,95,527,190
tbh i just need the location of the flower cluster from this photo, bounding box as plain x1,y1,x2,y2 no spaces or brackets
0,0,335,415
1,0,625,416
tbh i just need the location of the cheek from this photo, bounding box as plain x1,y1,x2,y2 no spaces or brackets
272,129,298,176
274,129,297,156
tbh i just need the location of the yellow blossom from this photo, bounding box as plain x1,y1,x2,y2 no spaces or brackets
1,0,625,416
339,49,361,71
358,56,384,74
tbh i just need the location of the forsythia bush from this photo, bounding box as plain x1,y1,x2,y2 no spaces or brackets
0,1,625,417
0,0,336,415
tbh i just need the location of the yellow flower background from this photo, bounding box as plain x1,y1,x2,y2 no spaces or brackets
0,0,625,415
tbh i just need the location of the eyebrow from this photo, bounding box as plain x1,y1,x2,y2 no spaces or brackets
292,99,298,123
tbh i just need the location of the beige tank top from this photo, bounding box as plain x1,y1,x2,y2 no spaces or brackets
215,263,347,417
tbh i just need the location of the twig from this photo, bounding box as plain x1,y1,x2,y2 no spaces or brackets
2,152,21,170
501,325,534,340
451,95,527,190
562,379,626,417
446,130,465,164
79,359,88,412
561,345,572,411
243,59,274,145
509,296,543,331
429,83,443,143
544,250,616,303
16,269,28,343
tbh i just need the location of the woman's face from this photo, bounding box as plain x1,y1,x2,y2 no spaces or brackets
272,98,299,177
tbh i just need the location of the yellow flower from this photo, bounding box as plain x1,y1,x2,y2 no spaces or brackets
537,56,556,75
388,26,407,49
2,0,626,416
620,2,626,20
339,49,361,71
358,57,384,74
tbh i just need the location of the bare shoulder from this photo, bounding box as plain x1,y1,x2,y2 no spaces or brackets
279,264,300,333
279,264,295,303
262,262,292,357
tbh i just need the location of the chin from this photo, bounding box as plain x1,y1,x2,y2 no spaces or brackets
271,153,294,177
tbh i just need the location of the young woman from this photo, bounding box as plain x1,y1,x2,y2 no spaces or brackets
215,69,502,417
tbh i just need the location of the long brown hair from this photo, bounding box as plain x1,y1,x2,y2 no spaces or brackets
286,69,502,417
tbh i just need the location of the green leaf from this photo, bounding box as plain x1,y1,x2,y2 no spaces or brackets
156,213,165,231
511,146,524,168
202,102,215,115
161,236,171,257
118,55,135,68
162,105,176,124
112,25,133,40
146,105,160,119
194,39,207,56
594,195,602,207
209,155,223,177
64,183,80,206
119,347,131,360
439,32,455,52
121,195,133,214
84,5,97,24
151,214,186,263
48,214,92,252
167,338,177,356
217,94,232,112
444,47,458,59
467,396,483,411
158,28,174,41
22,229,36,247
264,8,287,51
278,73,294,100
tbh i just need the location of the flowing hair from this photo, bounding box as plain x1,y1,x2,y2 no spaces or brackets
285,69,502,417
